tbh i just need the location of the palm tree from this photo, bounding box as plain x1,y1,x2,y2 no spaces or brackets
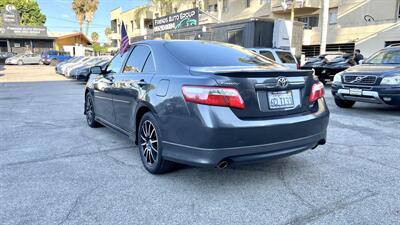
85,0,99,36
91,32,99,43
104,27,112,39
72,0,86,33
149,0,180,16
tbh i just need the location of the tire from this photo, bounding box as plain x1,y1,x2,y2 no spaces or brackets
85,93,101,128
334,98,356,108
17,60,23,66
138,112,176,174
39,60,44,65
50,59,58,66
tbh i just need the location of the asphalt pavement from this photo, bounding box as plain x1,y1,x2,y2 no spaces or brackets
1,65,399,225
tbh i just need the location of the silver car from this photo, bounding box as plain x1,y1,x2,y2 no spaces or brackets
5,54,42,65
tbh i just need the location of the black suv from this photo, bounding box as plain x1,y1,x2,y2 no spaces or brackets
331,45,400,108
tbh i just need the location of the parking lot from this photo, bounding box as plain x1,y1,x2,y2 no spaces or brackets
1,65,399,225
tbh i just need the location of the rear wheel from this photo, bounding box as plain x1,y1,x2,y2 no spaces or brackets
85,93,101,128
334,98,355,108
138,112,176,174
17,60,23,66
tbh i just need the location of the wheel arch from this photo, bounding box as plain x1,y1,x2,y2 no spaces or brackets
134,102,157,145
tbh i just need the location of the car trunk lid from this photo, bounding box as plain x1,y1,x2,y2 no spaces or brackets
190,66,315,119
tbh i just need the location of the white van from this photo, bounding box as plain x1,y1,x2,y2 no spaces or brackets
248,48,299,70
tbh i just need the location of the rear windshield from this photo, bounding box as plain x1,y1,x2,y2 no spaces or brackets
164,41,278,67
276,51,296,64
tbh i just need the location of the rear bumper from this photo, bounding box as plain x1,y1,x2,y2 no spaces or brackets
163,131,326,167
332,84,400,105
161,99,329,167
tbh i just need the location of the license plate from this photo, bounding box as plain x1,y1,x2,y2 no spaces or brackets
349,88,363,96
268,90,295,109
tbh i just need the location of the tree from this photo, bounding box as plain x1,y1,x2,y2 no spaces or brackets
85,0,99,36
104,27,112,36
91,32,99,43
0,0,46,26
72,0,86,33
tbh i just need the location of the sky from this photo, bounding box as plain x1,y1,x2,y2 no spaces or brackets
37,0,147,43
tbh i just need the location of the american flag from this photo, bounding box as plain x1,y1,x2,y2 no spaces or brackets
120,21,130,54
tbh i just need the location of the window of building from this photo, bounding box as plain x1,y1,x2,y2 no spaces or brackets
174,7,178,13
227,29,244,46
246,0,251,8
223,0,228,12
124,45,151,73
329,8,338,25
296,16,319,29
208,4,217,12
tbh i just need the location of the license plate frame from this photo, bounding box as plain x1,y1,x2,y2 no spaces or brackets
267,90,295,110
349,88,363,96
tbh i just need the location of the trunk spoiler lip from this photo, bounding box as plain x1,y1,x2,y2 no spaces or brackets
190,66,314,77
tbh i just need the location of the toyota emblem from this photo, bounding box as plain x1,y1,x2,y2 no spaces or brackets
276,77,289,88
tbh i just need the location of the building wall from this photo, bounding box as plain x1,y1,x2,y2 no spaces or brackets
109,0,400,57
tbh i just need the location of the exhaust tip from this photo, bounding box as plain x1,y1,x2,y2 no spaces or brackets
217,160,229,169
312,139,326,149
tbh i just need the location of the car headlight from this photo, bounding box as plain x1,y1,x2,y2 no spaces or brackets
333,72,344,84
381,75,400,85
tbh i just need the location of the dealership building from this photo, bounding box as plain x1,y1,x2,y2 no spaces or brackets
109,0,400,58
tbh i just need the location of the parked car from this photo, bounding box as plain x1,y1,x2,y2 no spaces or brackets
84,40,329,174
5,53,42,65
55,57,81,74
70,59,110,81
248,48,299,69
0,52,17,63
317,53,356,84
59,57,89,75
332,45,400,107
41,50,72,66
301,52,354,83
65,57,105,78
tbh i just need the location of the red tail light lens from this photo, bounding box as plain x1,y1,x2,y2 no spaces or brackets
309,82,325,103
182,86,245,109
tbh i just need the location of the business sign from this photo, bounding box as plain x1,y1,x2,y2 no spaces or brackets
153,8,199,32
0,26,48,37
0,5,20,25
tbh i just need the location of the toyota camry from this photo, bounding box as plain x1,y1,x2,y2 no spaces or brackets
84,40,329,174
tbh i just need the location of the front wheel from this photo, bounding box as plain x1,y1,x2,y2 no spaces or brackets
17,60,23,65
334,98,355,108
50,59,58,66
138,112,176,174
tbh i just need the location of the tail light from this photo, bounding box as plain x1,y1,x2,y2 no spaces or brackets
182,86,245,109
309,82,325,103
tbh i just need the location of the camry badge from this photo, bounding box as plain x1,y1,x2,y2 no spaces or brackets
276,77,289,88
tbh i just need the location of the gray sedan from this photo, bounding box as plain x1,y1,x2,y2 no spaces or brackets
5,53,42,65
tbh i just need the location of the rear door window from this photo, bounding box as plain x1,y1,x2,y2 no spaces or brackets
259,50,276,61
276,51,296,64
124,45,151,73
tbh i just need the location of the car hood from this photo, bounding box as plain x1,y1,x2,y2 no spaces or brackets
345,64,400,74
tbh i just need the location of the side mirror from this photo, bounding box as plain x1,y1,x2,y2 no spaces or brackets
90,66,103,74
359,60,364,64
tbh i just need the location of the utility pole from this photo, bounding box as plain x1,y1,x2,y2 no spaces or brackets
290,0,296,47
320,0,330,54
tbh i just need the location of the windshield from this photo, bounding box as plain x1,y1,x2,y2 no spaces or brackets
365,50,400,64
165,41,279,67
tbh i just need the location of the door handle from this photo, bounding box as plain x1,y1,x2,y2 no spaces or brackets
138,79,148,87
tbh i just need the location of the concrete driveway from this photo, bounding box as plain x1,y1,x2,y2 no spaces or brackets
1,65,399,225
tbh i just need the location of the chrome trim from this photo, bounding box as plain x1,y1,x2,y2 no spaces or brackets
94,95,113,101
163,132,323,151
113,98,130,104
336,89,385,104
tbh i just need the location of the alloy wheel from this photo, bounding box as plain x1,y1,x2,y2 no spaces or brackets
86,96,95,124
140,120,158,165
